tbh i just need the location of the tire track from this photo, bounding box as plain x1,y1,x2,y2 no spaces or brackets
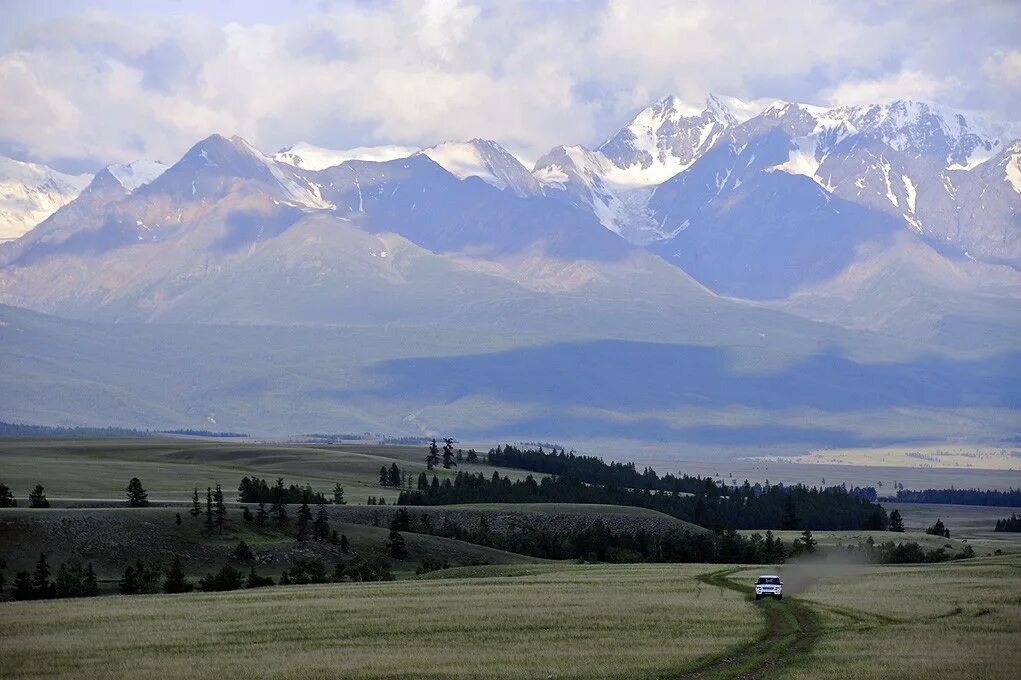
671,568,819,680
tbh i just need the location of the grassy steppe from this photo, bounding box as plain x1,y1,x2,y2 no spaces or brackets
0,564,759,680
743,555,1021,680
0,438,539,505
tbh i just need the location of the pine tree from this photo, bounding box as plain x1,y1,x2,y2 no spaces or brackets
175,512,182,526
256,500,268,526
28,484,49,508
213,483,226,534
54,559,85,598
330,529,339,544
426,439,440,470
466,448,479,463
386,528,408,559
190,487,201,517
31,553,53,598
417,472,429,491
296,493,312,542
379,465,390,487
442,438,456,469
246,566,274,588
12,571,34,600
333,562,346,582
456,449,464,464
82,563,99,596
340,533,350,553
204,487,214,532
125,477,148,507
388,463,401,487
799,528,817,553
163,555,194,593
333,483,346,505
0,481,16,507
271,478,288,526
313,502,330,542
889,509,905,532
279,570,291,585
230,540,254,562
781,494,798,530
242,506,253,523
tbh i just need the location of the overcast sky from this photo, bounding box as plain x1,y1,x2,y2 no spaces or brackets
2,0,1019,173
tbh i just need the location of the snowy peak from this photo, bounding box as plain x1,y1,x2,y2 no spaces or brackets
106,160,168,192
418,139,541,197
0,156,92,241
595,93,779,185
274,142,418,170
829,99,1016,168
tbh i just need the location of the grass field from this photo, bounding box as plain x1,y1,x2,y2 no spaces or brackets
737,555,1021,680
3,557,1018,679
0,564,760,680
0,438,541,505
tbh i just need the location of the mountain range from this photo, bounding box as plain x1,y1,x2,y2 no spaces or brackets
0,93,1018,447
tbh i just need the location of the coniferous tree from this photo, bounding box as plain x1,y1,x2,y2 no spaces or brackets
466,448,479,463
163,555,194,593
388,463,401,487
417,472,429,491
54,559,86,598
330,529,339,544
925,518,951,538
82,563,99,596
296,493,312,542
125,477,148,507
230,540,254,562
442,438,456,469
0,482,16,507
340,533,350,553
28,484,49,508
889,510,906,532
279,570,291,585
213,483,226,534
379,465,390,486
12,571,34,600
175,512,182,526
245,566,274,588
426,439,440,470
333,562,346,582
313,502,330,542
190,487,201,517
204,487,214,532
386,527,407,559
119,565,138,595
31,553,53,598
798,528,817,553
456,449,464,464
242,505,253,523
333,483,346,505
271,478,288,526
199,564,243,592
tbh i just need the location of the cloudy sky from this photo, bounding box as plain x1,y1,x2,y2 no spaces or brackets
2,0,1019,173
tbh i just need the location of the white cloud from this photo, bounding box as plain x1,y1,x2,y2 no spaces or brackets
0,1,1017,171
824,70,958,108
983,50,1021,86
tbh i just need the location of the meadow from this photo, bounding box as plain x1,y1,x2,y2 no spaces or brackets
0,438,540,505
0,564,761,680
2,557,1018,679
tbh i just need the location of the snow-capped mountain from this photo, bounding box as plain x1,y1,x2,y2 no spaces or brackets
0,156,92,241
533,94,780,243
274,142,419,170
106,160,169,191
418,139,542,197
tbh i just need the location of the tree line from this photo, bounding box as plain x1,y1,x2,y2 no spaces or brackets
397,470,888,531
889,487,1021,506
994,513,1021,532
487,444,881,501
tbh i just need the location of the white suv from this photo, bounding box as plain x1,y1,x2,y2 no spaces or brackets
754,575,783,600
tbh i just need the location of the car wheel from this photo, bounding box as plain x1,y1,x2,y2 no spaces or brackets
776,594,782,600
755,594,761,600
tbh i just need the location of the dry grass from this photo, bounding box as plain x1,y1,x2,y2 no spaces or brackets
0,564,758,680
0,438,538,504
734,555,1021,680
